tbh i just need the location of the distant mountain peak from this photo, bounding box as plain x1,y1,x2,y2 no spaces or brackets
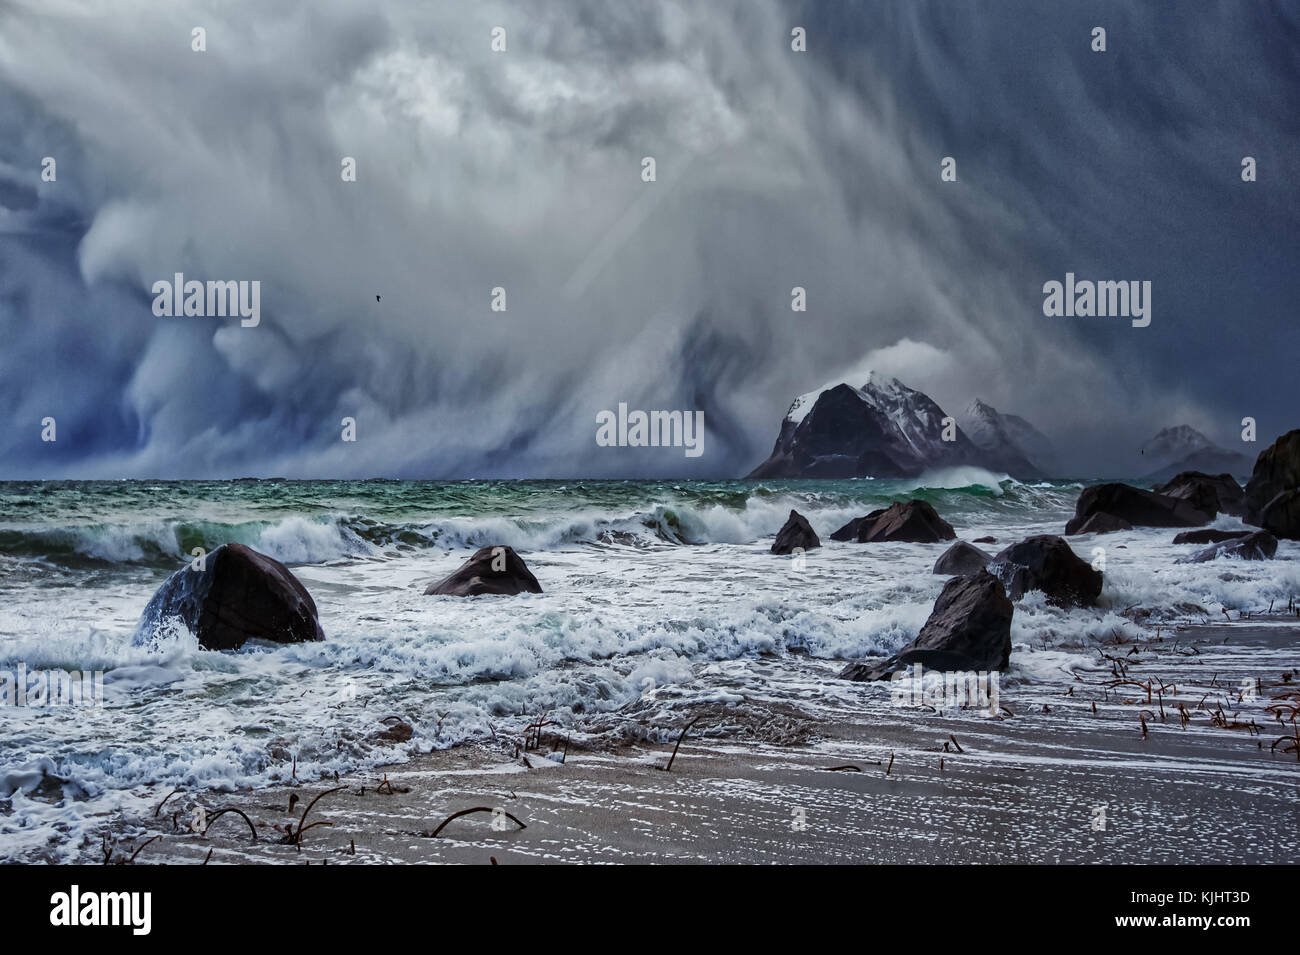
958,399,1056,477
1136,424,1254,480
1140,425,1217,462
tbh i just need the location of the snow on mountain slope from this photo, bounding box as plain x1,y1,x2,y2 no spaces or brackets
746,374,1041,480
960,399,1057,475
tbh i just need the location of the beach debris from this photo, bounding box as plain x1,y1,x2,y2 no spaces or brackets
154,788,181,817
101,833,162,865
425,806,526,838
660,717,700,772
1270,717,1300,760
282,786,345,848
372,774,410,795
203,807,257,840
521,711,558,751
886,752,895,775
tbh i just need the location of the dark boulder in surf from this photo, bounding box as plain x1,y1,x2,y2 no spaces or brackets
989,535,1102,607
1257,487,1300,541
1066,512,1133,536
840,570,1013,681
1171,528,1251,545
1180,530,1278,563
425,546,542,597
1065,483,1210,533
831,500,955,544
932,541,992,576
829,515,870,542
1153,471,1245,519
1244,430,1300,530
136,542,325,651
772,509,820,555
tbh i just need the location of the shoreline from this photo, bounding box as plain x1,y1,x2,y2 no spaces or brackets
89,619,1300,865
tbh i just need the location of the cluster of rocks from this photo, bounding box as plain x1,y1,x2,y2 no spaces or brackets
1060,429,1300,560
1064,480,1214,534
811,501,1102,681
136,542,542,651
837,530,1105,684
816,434,1300,683
773,500,957,552
137,429,1300,664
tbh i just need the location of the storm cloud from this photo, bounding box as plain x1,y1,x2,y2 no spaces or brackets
1,0,1296,478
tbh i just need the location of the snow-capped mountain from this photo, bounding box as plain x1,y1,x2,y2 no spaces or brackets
745,373,1040,479
959,399,1056,476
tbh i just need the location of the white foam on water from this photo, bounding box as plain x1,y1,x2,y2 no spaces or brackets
1,481,1297,860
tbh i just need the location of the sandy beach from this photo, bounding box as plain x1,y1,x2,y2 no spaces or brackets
92,619,1300,866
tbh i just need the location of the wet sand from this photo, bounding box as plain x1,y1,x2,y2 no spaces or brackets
97,621,1300,865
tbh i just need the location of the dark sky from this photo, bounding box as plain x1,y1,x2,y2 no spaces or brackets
1,0,1296,478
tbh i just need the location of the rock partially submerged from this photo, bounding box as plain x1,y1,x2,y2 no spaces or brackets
1257,487,1300,541
1180,530,1278,563
1243,430,1300,532
136,542,325,651
830,500,956,544
932,541,992,576
840,570,1012,681
989,535,1102,606
772,509,820,555
1067,512,1133,536
425,546,542,597
1065,483,1210,534
1172,528,1251,545
1153,471,1245,518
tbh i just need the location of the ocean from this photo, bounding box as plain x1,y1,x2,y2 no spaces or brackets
1,470,1297,862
